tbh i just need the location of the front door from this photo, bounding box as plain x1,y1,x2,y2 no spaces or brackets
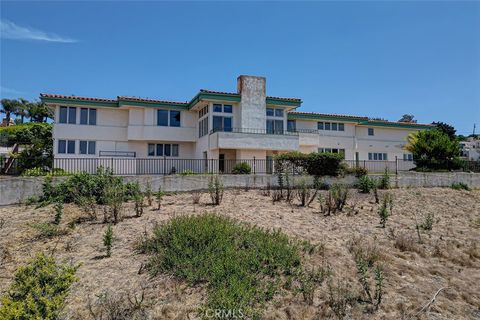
219,154,225,173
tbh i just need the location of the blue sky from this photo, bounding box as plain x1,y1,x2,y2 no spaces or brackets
1,1,479,135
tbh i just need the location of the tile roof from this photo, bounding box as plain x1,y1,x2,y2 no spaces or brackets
200,89,302,102
290,111,368,119
40,93,117,103
118,96,188,105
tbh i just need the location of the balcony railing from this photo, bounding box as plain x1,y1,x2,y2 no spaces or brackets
210,127,299,136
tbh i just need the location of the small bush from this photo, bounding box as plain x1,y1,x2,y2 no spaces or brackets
208,175,224,205
103,224,113,257
326,279,357,319
21,167,69,177
275,151,344,177
451,182,470,191
357,175,376,193
378,193,394,228
0,253,78,320
232,162,252,174
344,166,368,177
30,222,66,239
377,168,390,190
88,288,148,320
420,212,434,231
156,186,164,211
53,202,64,225
295,178,317,207
103,183,124,224
192,191,201,204
140,214,301,317
144,180,153,206
394,232,417,252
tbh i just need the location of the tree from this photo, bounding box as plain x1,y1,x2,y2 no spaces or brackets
405,129,461,170
28,101,54,123
1,99,20,126
15,98,31,124
398,114,417,123
431,121,456,140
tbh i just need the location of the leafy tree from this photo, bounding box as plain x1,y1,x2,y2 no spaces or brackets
1,99,20,126
405,129,461,170
398,114,417,123
432,121,456,140
28,101,54,123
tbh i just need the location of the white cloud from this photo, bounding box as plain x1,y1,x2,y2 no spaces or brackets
0,20,77,43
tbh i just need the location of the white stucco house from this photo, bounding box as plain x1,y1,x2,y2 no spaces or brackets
40,75,432,174
460,139,480,161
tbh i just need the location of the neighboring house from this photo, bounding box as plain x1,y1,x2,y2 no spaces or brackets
460,139,480,161
40,75,432,173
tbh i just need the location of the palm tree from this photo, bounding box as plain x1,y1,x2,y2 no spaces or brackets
15,98,30,123
28,101,54,122
1,99,20,126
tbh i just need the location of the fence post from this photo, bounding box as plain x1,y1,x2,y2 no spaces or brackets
253,156,256,175
110,157,114,175
395,156,398,175
163,156,166,175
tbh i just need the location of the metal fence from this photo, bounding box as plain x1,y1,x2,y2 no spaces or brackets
2,156,478,176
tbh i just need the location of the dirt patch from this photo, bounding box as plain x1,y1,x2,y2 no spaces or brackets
0,187,479,319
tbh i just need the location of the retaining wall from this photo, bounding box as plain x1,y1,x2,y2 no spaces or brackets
1,172,479,206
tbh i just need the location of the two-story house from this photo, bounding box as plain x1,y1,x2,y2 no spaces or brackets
40,75,432,174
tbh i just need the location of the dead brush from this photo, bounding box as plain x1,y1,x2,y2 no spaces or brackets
297,262,331,305
88,286,149,320
318,184,349,215
260,182,271,197
326,278,357,319
295,178,318,207
191,191,201,205
271,188,283,203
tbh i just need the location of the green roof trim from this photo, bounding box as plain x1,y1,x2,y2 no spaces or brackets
188,92,241,108
266,97,302,107
359,121,433,129
40,97,118,108
288,113,366,123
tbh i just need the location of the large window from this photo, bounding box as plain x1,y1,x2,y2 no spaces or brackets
266,107,284,118
58,140,76,154
59,107,76,124
148,143,179,157
199,117,209,137
403,153,413,161
170,110,181,127
79,141,96,155
317,121,345,131
157,109,180,127
266,119,284,134
368,152,388,161
157,110,169,126
213,116,232,132
80,108,97,125
368,128,375,136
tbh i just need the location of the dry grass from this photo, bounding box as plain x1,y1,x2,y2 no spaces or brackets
0,187,479,319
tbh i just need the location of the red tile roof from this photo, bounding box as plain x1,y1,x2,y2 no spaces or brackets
200,89,301,102
40,93,117,103
290,111,368,119
118,96,188,105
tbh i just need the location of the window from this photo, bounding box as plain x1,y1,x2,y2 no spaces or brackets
331,123,338,131
266,108,274,116
339,123,345,131
58,140,66,154
317,122,345,131
199,105,208,118
148,144,155,156
266,107,284,118
68,107,76,124
199,117,209,137
403,153,413,161
89,109,97,125
213,104,222,112
325,122,331,130
275,109,283,117
59,107,68,124
287,120,296,132
213,116,232,132
267,119,283,134
157,110,169,126
369,152,388,161
80,108,97,125
80,141,96,155
368,128,375,136
67,140,75,154
170,110,181,127
157,110,180,127
147,143,179,157
317,122,324,130
223,105,233,113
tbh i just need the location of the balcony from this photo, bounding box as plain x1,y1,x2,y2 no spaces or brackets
209,127,299,151
127,125,196,142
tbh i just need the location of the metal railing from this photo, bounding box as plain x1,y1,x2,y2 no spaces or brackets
210,127,299,136
1,156,479,176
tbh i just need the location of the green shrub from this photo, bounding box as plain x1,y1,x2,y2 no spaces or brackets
378,193,393,228
275,152,343,177
232,162,252,174
140,214,301,317
344,166,368,177
377,168,390,189
357,175,376,193
208,175,224,205
178,169,196,176
451,182,470,191
21,167,68,177
53,202,63,225
103,224,114,257
0,253,78,320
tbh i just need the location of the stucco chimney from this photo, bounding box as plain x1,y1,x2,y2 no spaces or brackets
237,75,266,130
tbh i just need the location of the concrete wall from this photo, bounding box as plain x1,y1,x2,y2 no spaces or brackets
238,75,266,131
2,172,479,206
